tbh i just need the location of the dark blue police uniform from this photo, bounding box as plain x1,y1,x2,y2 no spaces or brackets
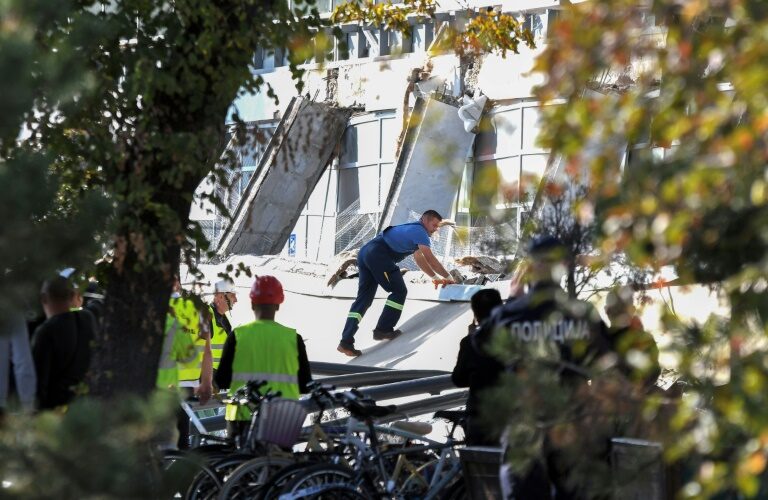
340,221,431,348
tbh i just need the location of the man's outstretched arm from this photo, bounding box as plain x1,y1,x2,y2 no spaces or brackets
415,245,452,280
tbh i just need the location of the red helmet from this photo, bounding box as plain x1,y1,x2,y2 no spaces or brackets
249,275,284,305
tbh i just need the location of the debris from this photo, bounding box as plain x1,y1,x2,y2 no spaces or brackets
454,255,505,275
326,250,359,288
449,269,465,284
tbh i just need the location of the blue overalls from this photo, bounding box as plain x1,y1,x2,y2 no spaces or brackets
340,229,413,347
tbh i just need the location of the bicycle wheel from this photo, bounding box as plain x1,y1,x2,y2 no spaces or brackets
279,463,364,499
185,453,254,500
161,451,222,500
257,461,317,500
216,455,294,499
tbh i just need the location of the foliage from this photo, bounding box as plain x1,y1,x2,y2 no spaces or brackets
2,0,331,396
457,9,534,58
0,0,111,321
332,1,535,57
478,0,768,497
0,393,181,499
331,0,436,36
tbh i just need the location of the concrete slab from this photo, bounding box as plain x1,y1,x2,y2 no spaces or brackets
217,98,353,256
379,96,476,230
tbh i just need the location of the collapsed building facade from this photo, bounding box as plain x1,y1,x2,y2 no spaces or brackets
187,0,723,370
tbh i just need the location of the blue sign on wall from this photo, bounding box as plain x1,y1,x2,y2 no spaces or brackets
288,234,297,257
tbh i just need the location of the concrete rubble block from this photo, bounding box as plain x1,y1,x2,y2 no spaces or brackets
218,97,354,256
454,255,505,274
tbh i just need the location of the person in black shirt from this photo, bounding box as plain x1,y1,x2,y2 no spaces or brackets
32,276,95,410
451,288,503,445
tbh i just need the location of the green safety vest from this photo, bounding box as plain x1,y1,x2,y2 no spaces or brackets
170,297,204,385
156,314,197,390
209,305,229,370
226,320,300,421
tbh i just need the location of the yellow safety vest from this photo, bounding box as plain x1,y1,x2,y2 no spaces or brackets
170,297,204,386
156,314,196,390
209,305,229,370
226,320,300,421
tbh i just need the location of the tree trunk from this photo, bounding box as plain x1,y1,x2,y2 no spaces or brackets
567,259,577,299
89,246,179,397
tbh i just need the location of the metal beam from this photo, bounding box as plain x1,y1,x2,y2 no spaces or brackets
320,369,449,388
360,374,456,400
310,361,393,376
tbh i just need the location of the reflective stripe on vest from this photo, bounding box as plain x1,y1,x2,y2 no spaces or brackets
226,320,300,421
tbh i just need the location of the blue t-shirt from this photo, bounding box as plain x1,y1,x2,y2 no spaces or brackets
382,221,431,254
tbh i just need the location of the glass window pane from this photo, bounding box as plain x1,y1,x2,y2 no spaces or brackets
471,160,500,214
340,120,379,165
522,106,542,151
340,126,357,164
337,167,359,212
521,154,548,203
497,156,521,205
379,163,395,209
380,118,397,161
355,120,379,164
357,164,379,213
474,116,497,157
493,108,522,156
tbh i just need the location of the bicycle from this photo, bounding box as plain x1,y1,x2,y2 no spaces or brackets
277,390,466,500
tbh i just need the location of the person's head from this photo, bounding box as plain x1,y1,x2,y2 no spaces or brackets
213,278,238,314
419,210,443,236
172,274,182,294
40,276,76,318
470,288,503,324
526,235,569,285
249,275,284,320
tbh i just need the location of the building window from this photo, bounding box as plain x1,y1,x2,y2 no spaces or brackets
337,113,397,214
473,101,548,226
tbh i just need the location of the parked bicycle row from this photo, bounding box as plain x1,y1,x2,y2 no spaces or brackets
161,380,467,499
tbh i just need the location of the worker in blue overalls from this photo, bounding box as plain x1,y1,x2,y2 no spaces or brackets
338,210,454,357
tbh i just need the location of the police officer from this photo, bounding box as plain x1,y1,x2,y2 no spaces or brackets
473,235,611,499
214,275,312,442
338,210,454,357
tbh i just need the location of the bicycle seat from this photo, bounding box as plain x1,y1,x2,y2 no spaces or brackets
348,400,397,419
434,410,466,425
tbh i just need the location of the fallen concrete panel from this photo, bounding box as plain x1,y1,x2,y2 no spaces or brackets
379,96,476,231
218,98,353,256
